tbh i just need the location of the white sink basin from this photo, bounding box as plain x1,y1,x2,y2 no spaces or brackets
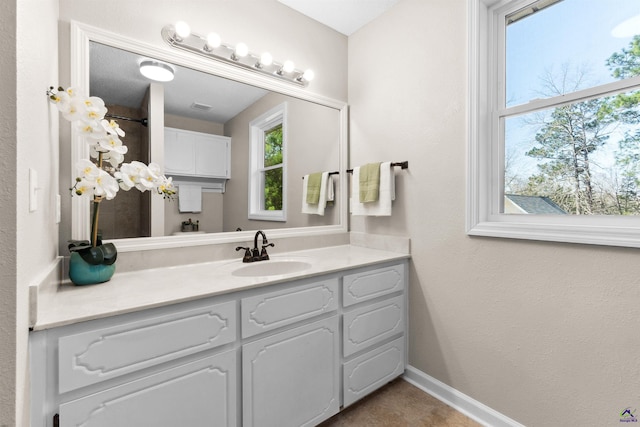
231,260,312,277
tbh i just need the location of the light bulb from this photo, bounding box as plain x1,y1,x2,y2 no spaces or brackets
302,69,315,82
205,32,221,50
235,42,249,58
139,60,175,82
282,60,295,73
260,52,273,67
174,21,191,39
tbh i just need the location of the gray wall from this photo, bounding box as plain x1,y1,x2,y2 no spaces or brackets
348,0,640,425
223,92,341,232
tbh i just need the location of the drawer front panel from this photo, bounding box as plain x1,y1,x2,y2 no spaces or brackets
343,337,405,407
343,295,404,357
59,350,237,427
343,263,404,307
242,278,338,338
58,301,236,393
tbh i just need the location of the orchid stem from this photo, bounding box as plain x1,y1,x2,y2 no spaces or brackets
91,152,105,247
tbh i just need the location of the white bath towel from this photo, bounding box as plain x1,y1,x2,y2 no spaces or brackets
302,172,331,215
350,161,395,216
178,184,202,213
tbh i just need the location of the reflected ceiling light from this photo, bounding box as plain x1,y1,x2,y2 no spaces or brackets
612,14,640,38
139,60,175,82
161,23,314,87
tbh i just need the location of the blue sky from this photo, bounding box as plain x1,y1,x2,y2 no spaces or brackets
506,0,639,106
504,0,640,188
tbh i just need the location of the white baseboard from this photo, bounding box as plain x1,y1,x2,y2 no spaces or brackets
403,365,525,427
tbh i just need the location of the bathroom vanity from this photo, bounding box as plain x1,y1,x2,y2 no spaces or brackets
29,245,408,427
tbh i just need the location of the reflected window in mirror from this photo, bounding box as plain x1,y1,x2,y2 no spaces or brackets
249,103,287,221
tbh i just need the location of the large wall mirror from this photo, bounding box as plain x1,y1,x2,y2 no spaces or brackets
69,22,348,252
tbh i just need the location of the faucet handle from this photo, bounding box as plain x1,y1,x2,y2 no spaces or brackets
235,246,253,263
260,243,275,260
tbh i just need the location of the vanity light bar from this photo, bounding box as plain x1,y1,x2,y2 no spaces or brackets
161,24,313,87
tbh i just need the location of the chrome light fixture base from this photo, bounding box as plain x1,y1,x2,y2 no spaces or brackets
161,25,311,87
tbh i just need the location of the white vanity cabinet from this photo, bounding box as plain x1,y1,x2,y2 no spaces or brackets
30,259,408,427
30,299,239,427
341,263,407,407
241,279,341,427
164,127,231,178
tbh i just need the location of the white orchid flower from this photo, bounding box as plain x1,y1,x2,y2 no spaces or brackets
73,178,96,197
136,167,157,191
76,159,100,181
77,121,107,141
81,97,107,123
62,97,87,122
98,134,128,155
93,169,119,200
106,151,125,168
101,119,125,137
114,168,135,191
155,175,175,196
115,161,146,191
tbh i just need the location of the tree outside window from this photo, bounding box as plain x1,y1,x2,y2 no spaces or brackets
249,103,287,221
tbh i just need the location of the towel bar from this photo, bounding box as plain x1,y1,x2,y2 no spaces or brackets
301,171,339,179
346,161,408,174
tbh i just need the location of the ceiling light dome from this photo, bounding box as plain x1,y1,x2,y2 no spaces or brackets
139,60,175,82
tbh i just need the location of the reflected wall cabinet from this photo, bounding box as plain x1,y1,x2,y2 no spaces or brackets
29,260,407,427
164,127,231,178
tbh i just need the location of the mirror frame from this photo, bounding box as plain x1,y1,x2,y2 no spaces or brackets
69,21,348,252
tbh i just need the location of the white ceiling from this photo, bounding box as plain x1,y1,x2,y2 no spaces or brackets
277,0,399,36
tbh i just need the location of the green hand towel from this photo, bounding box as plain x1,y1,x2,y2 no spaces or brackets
359,162,381,203
306,172,323,204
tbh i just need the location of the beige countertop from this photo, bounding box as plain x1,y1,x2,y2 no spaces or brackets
32,244,410,331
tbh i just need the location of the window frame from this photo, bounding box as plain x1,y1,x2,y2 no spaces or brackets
467,0,640,248
248,103,287,222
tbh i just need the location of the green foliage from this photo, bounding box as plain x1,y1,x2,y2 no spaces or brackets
606,35,640,80
513,35,640,215
263,125,283,210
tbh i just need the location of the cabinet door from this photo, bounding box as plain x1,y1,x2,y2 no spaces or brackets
195,135,229,178
59,350,237,427
242,316,339,427
164,128,195,175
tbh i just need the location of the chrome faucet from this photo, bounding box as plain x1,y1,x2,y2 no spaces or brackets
236,231,274,263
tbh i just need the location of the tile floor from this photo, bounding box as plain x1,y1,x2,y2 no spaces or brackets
319,378,483,427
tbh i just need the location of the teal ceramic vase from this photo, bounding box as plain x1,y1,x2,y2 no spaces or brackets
68,251,116,285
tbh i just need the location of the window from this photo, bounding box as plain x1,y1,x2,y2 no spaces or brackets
249,103,287,221
468,0,640,247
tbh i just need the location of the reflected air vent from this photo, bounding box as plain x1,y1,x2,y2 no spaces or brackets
191,102,212,111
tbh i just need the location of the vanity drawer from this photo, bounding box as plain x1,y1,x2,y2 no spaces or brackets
58,300,236,393
343,263,404,307
241,278,339,338
59,349,237,427
343,295,404,357
343,337,405,407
